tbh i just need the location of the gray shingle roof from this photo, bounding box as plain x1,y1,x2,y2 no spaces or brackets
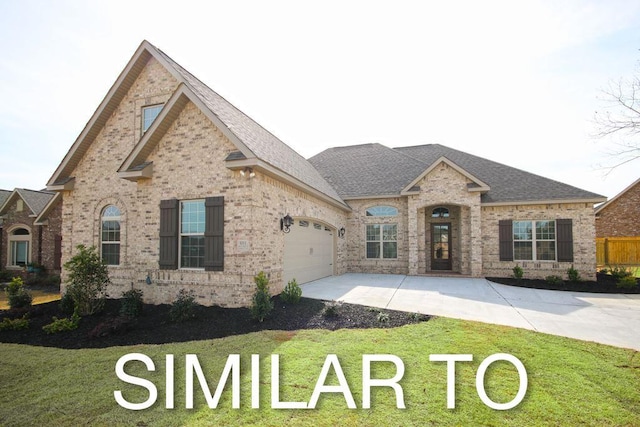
153,46,346,207
16,188,56,215
310,143,605,203
0,190,11,208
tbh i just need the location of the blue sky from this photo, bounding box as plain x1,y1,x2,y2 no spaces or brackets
0,0,639,200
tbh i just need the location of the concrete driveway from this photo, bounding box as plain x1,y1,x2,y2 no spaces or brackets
301,273,640,351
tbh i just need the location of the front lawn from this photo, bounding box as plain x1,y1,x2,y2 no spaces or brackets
1,317,638,426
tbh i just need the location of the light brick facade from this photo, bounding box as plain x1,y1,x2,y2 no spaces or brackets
49,42,603,307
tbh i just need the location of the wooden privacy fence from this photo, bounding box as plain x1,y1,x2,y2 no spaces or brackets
596,237,640,266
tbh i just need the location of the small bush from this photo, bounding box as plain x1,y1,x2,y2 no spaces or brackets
120,289,144,318
43,312,80,334
88,315,135,338
567,266,581,283
617,275,638,289
512,265,524,280
545,275,564,286
6,277,32,309
323,301,341,318
169,289,199,322
609,266,632,280
251,272,273,322
377,311,390,323
64,245,110,316
59,292,75,315
0,315,30,331
280,279,302,304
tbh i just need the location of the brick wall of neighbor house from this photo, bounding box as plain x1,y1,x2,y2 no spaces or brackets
482,203,598,280
345,198,409,274
59,57,348,307
596,181,640,238
408,162,483,276
39,201,62,273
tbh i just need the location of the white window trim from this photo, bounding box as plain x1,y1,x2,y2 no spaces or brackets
141,104,164,134
179,199,206,270
6,225,31,269
513,219,557,262
366,223,398,259
101,205,121,266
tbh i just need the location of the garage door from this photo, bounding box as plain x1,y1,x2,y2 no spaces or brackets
283,219,334,285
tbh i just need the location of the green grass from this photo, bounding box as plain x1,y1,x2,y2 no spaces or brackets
1,318,639,426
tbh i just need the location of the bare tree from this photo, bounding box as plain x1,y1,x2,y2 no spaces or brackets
593,71,640,171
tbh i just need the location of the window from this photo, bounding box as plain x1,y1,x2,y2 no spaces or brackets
366,206,398,217
513,220,556,261
432,207,450,218
180,200,205,268
142,104,163,133
101,205,121,265
366,224,397,259
159,197,224,271
8,227,30,267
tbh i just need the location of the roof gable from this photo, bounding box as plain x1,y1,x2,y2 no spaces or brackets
0,188,56,216
401,156,490,195
48,41,347,209
595,177,640,214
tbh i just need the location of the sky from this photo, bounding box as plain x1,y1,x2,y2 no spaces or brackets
0,0,639,201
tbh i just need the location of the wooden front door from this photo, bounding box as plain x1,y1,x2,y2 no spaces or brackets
431,223,452,271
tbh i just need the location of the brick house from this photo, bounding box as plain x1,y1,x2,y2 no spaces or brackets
595,177,640,238
595,177,640,266
46,41,606,306
0,188,63,274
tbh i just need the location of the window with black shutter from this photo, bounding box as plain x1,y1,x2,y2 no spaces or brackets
556,219,574,262
204,196,224,271
159,199,179,270
499,220,513,261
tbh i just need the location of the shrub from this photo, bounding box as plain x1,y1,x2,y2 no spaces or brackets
59,292,75,315
0,315,30,331
617,275,638,289
567,266,581,283
377,311,390,323
545,275,564,286
6,277,32,309
609,266,632,280
323,301,341,318
120,289,144,318
169,289,199,322
64,245,110,315
512,265,524,280
280,279,302,304
88,316,135,338
251,272,273,322
43,311,80,334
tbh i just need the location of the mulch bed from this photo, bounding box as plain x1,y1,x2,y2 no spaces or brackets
488,273,640,293
0,296,430,350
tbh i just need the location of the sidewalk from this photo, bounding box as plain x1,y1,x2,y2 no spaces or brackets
301,273,640,350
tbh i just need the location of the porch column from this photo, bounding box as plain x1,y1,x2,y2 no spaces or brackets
469,203,483,277
408,197,419,275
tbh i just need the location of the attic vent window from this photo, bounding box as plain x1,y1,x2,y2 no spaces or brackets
432,207,450,218
142,104,163,133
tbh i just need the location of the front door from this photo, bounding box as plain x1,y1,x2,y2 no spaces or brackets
431,223,452,271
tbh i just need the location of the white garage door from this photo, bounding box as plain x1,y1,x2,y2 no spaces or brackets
283,220,334,285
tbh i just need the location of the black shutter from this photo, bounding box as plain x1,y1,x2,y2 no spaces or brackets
204,196,224,271
556,219,574,262
159,199,179,270
54,235,62,270
499,220,513,261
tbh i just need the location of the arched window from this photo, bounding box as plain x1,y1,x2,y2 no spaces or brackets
432,207,450,218
101,205,121,265
366,206,398,217
8,227,30,267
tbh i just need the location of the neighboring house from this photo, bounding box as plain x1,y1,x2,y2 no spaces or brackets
0,188,63,273
46,41,606,307
595,177,640,266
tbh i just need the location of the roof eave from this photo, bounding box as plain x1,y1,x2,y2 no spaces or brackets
482,197,608,207
401,156,491,195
